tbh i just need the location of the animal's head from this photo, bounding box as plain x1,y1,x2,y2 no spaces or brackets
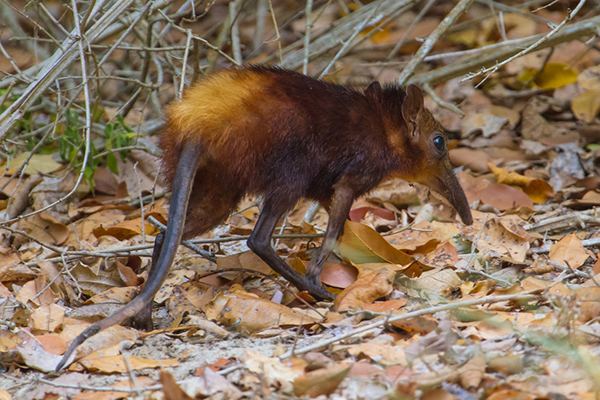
366,82,473,225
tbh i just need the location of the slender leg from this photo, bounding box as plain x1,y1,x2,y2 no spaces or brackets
131,231,165,331
248,201,335,300
306,184,354,288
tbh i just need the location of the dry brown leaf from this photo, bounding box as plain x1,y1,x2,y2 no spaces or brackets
334,267,395,312
85,286,139,305
204,286,321,333
16,329,63,372
458,350,485,389
30,303,65,332
475,183,534,211
574,287,600,323
15,274,56,306
390,314,438,334
93,217,159,240
421,242,459,269
572,90,600,123
154,269,196,303
472,217,530,263
35,333,66,356
244,350,305,391
489,163,554,203
549,233,589,269
486,390,533,400
347,342,406,366
67,209,126,246
160,370,194,400
339,221,412,265
59,322,139,363
17,212,69,245
401,268,462,296
320,262,358,289
461,112,506,137
387,221,460,252
1,152,61,175
293,363,350,397
79,353,179,373
449,148,491,173
216,250,272,278
362,299,407,313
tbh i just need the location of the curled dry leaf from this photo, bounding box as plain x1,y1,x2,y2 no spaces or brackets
549,233,589,269
17,212,69,245
293,363,351,398
204,286,322,334
16,329,63,373
339,220,412,265
93,217,159,241
488,162,554,203
334,267,396,312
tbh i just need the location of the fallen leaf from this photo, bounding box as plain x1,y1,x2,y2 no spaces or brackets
16,329,63,372
347,342,406,366
474,183,534,211
79,353,179,373
571,89,600,123
334,267,395,312
549,233,589,269
35,334,66,355
519,62,578,89
1,152,62,175
293,363,350,397
204,287,322,333
488,163,554,203
30,303,66,332
339,221,412,265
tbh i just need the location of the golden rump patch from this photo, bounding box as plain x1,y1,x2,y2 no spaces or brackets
166,69,273,144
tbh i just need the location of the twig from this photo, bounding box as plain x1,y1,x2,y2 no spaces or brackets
279,293,539,359
302,0,313,74
408,14,600,86
318,4,380,78
147,216,216,262
463,0,587,84
398,0,475,86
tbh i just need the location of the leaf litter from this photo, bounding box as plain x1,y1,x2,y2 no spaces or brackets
1,1,600,399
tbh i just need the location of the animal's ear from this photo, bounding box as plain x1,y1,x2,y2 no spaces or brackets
365,81,382,96
402,85,424,136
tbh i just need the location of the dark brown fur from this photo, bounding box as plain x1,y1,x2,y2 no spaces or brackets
57,66,472,370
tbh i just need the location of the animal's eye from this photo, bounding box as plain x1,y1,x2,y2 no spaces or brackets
433,135,445,152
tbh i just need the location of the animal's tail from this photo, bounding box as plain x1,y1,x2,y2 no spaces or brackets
56,143,202,371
